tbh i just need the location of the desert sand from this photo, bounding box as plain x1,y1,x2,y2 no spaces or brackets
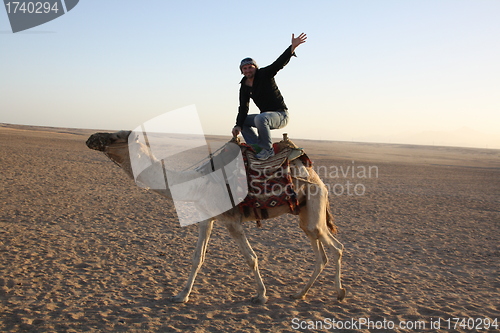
1,123,499,332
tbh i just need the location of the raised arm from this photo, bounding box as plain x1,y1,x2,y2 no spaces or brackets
261,33,307,77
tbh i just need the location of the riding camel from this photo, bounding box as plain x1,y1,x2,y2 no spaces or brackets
86,130,346,304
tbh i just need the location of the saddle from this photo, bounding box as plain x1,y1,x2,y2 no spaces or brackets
196,134,312,225
236,134,312,224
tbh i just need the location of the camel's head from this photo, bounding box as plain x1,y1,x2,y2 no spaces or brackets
86,131,131,151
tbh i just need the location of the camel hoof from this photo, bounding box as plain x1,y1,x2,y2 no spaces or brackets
250,295,268,304
171,295,189,303
337,288,346,302
289,293,305,300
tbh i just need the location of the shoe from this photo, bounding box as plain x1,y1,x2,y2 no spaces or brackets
255,148,274,160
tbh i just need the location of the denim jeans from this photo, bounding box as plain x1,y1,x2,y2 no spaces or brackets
241,111,289,150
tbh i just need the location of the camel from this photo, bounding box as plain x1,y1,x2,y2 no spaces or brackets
86,130,346,304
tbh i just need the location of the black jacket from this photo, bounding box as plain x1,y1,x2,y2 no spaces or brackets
235,45,295,128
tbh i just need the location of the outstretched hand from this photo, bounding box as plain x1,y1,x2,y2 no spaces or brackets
291,33,307,53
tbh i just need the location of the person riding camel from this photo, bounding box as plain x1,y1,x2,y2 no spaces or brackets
231,33,307,160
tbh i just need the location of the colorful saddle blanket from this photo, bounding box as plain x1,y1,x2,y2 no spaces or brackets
195,137,312,224
239,141,312,222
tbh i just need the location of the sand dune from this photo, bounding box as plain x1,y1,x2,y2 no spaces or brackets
1,124,499,332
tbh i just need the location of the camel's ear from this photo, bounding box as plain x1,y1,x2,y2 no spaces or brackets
108,133,119,144
114,130,132,142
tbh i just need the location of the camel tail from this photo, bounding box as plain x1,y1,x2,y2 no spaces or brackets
326,205,338,235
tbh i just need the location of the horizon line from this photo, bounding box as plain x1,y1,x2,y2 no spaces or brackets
2,122,499,151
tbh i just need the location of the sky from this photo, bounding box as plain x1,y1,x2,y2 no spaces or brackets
1,0,499,149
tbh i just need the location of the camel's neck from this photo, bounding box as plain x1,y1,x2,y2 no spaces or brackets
104,142,207,202
104,144,135,178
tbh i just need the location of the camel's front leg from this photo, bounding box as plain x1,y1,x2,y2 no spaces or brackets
225,221,268,304
171,219,214,303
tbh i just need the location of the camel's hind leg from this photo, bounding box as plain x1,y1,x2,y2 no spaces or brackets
171,219,214,303
290,229,328,300
225,219,268,304
318,228,346,301
292,185,346,301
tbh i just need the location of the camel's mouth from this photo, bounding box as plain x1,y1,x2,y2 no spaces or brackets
86,131,131,151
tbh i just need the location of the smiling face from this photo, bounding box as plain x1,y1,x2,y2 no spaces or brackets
241,64,257,79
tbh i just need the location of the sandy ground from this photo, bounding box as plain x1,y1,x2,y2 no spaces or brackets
1,124,499,332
